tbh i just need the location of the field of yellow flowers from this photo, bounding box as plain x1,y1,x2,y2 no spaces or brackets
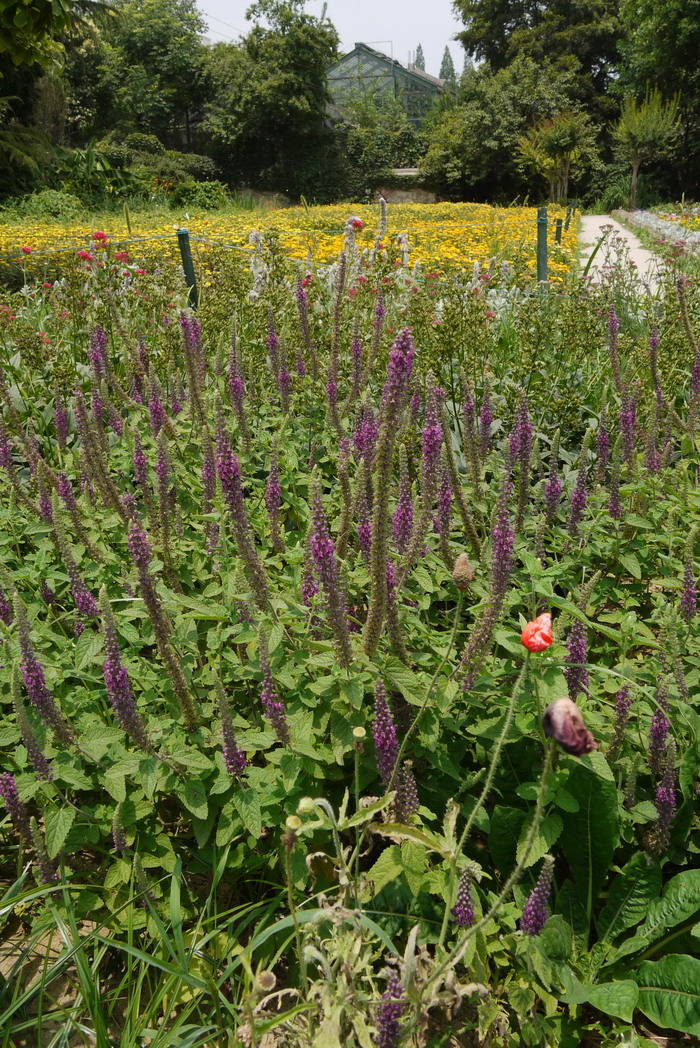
0,201,577,285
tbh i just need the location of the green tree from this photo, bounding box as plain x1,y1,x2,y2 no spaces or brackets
518,110,597,201
421,56,579,200
619,0,700,194
453,0,622,118
439,45,457,90
0,0,112,70
414,42,425,69
202,0,339,196
613,89,679,207
97,0,211,146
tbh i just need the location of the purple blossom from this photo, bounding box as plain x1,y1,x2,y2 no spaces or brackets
520,856,554,935
309,483,352,666
509,395,533,466
0,773,31,843
564,619,589,698
597,416,610,479
650,744,677,855
479,387,493,457
453,868,475,928
421,388,442,481
681,562,697,622
55,394,69,449
649,708,670,774
436,461,452,536
567,457,588,537
12,667,53,780
132,434,148,489
149,382,166,437
395,763,419,822
353,404,378,459
409,389,421,423
216,432,269,608
91,381,104,426
267,314,280,377
375,972,403,1048
373,681,398,788
351,327,362,392
301,531,319,608
16,598,69,740
127,518,152,571
88,325,107,379
265,454,283,550
689,346,700,432
490,479,514,599
381,329,415,413
102,594,150,749
544,465,562,521
0,585,12,624
608,686,632,757
259,631,289,745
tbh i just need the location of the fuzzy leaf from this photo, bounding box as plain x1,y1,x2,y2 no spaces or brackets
635,955,700,1035
44,806,76,859
598,853,662,942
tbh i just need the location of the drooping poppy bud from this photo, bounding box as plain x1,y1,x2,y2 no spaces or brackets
542,697,597,756
452,553,474,590
520,612,552,652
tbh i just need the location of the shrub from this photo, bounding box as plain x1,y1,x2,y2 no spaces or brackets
13,188,84,220
168,179,230,209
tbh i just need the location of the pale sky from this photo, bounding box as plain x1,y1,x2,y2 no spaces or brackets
196,0,466,78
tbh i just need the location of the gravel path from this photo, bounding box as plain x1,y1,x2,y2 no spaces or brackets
578,213,663,291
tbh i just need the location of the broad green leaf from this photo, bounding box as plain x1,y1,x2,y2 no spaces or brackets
619,553,642,579
516,812,562,868
340,793,393,830
598,853,661,942
400,841,427,895
369,822,451,857
560,968,638,1022
489,806,526,874
559,761,619,913
181,779,208,821
44,807,76,859
638,869,700,944
365,845,403,898
104,858,132,889
74,629,104,670
232,790,262,838
382,657,427,706
635,955,700,1035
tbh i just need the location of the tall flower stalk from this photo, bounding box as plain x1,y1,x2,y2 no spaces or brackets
310,479,352,668
363,329,415,657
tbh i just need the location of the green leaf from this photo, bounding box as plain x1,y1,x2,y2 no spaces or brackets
400,841,427,895
516,812,562,868
232,790,262,838
586,981,639,1022
638,869,700,944
489,806,526,874
369,822,451,857
44,807,76,859
365,845,403,898
598,853,662,941
382,657,427,706
340,794,392,830
619,552,642,579
635,955,700,1035
74,629,104,670
559,760,619,913
182,779,208,821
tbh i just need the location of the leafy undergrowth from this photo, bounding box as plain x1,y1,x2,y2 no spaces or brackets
0,222,699,1047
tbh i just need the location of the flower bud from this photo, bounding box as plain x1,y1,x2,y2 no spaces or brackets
542,697,597,756
452,553,474,589
285,815,302,832
255,970,276,993
297,796,316,815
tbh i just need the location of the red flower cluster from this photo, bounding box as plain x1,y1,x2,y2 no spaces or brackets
76,250,94,262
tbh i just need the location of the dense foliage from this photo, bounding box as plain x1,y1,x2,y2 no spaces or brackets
0,209,699,1044
0,0,696,207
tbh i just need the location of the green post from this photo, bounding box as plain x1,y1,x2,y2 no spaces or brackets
555,217,563,244
564,206,572,231
177,228,198,308
536,207,548,283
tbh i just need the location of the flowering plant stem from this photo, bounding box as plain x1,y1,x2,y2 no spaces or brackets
437,659,527,951
426,739,555,996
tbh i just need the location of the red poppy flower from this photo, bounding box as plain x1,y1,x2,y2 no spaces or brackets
350,217,363,230
520,612,552,652
20,246,32,255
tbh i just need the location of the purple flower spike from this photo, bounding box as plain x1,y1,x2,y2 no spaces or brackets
564,619,589,699
520,855,554,935
373,681,398,788
375,972,403,1048
0,773,31,843
55,393,69,449
88,325,108,379
259,629,289,746
453,867,475,928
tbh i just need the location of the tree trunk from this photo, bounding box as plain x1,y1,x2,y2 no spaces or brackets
630,156,642,209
